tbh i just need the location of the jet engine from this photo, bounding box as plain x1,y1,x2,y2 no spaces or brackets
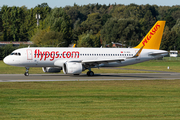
63,62,84,75
42,67,61,73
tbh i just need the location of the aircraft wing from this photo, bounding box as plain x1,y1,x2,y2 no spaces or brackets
77,46,144,65
82,58,125,64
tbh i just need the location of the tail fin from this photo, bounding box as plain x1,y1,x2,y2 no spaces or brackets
134,21,166,50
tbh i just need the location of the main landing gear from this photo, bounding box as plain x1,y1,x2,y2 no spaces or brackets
24,67,29,76
87,68,94,76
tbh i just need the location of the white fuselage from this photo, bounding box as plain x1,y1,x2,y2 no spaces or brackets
3,47,168,68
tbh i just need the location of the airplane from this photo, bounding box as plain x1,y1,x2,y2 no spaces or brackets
3,21,168,76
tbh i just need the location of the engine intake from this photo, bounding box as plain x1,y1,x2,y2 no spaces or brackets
63,62,83,74
42,67,61,73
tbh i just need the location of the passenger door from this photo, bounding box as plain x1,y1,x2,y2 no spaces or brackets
27,49,33,60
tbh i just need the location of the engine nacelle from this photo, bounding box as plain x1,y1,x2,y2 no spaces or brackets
42,67,61,73
63,62,83,74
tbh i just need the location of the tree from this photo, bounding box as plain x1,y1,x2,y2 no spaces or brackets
31,27,66,47
101,18,141,47
42,31,64,47
81,13,102,34
165,16,176,29
42,8,72,46
171,19,180,34
77,30,101,47
161,26,178,50
139,10,156,35
101,14,112,26
0,44,16,59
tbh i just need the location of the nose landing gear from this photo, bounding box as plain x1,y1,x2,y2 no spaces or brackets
24,67,29,76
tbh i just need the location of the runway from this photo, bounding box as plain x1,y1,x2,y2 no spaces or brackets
0,72,180,82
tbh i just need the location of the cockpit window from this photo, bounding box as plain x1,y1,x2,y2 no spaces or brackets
10,52,21,56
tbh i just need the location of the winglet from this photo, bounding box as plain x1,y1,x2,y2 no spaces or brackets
73,44,76,48
133,46,144,58
134,21,166,50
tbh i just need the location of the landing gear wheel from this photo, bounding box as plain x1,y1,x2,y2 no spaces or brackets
24,67,30,76
24,72,29,76
87,71,94,76
89,71,94,76
87,71,90,76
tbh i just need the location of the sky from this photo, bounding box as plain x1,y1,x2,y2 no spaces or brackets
1,0,180,8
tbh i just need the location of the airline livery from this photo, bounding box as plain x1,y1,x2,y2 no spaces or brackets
3,21,168,76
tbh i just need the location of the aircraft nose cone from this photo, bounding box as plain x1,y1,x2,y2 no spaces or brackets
3,56,9,64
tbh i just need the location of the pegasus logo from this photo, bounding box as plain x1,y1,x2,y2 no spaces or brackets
142,23,160,46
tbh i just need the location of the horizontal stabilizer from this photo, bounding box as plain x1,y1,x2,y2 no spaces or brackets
148,51,168,55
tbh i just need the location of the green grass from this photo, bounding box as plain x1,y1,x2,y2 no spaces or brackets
122,57,180,72
1,57,180,74
1,80,180,119
1,57,180,119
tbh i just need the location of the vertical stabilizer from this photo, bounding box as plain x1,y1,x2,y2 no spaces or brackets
134,21,166,50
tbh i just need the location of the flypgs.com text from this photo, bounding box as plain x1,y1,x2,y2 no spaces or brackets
34,49,80,61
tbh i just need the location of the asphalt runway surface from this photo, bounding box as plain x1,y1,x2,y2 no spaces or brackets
0,72,180,82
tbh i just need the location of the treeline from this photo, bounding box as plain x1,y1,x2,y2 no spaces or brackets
0,3,180,51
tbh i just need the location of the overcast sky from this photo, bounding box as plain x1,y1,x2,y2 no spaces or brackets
1,0,179,8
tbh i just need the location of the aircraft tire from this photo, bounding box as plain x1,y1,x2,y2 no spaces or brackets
87,71,90,76
87,71,94,76
24,72,29,76
89,71,94,76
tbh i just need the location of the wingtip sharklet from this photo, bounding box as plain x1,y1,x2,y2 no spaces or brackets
133,46,144,58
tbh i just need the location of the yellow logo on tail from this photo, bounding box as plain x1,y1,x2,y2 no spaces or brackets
134,21,166,50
